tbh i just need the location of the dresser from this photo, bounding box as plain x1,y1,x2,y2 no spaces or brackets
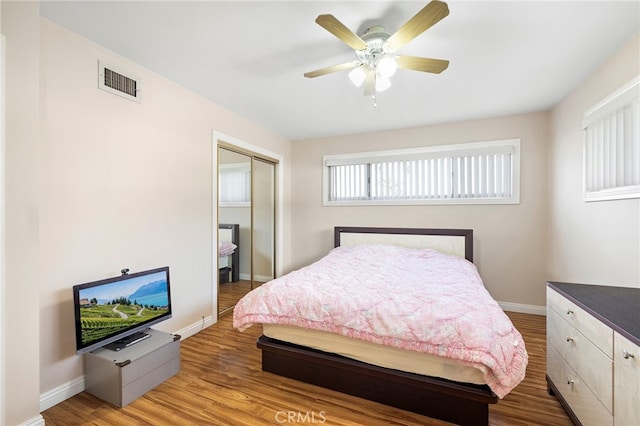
546,282,639,426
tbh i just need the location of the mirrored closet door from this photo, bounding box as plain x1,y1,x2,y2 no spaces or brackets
252,158,275,286
217,146,276,317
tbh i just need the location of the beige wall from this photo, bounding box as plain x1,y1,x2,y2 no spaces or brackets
0,12,291,423
2,2,42,425
291,112,550,308
548,34,640,287
37,18,291,397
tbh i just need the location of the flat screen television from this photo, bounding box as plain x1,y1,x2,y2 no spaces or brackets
73,266,172,354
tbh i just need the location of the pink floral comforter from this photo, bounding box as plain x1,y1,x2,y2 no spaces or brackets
233,244,528,398
218,240,237,256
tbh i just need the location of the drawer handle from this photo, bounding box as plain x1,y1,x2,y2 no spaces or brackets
566,336,574,342
622,350,635,359
566,309,574,315
567,378,575,385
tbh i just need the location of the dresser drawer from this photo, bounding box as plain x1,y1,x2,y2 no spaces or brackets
548,344,613,426
614,332,640,426
547,308,613,413
547,287,613,357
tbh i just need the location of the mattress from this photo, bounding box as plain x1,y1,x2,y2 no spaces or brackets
263,323,486,385
235,244,528,397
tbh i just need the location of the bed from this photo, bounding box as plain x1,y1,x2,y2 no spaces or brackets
218,223,239,283
233,227,528,425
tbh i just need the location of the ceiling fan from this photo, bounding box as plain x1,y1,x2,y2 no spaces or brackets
304,0,450,97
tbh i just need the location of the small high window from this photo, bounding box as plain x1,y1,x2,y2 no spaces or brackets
582,76,640,202
323,139,520,206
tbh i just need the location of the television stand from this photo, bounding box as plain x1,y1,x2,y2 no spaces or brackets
85,329,180,407
105,330,151,351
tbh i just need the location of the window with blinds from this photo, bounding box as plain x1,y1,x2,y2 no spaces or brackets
582,76,639,202
219,163,251,205
323,139,520,205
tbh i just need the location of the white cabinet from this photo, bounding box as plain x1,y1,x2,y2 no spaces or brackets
546,282,639,426
85,329,181,407
547,287,613,426
614,332,640,426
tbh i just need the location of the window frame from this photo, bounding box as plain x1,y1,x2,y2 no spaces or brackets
582,76,640,202
322,139,521,206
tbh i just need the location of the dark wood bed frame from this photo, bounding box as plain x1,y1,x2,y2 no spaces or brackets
256,226,498,426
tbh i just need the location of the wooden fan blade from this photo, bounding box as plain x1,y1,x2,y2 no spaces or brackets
396,56,449,74
385,1,449,51
304,60,361,78
363,71,375,96
316,14,368,51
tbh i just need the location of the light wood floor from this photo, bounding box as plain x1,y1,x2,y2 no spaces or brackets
42,312,572,425
218,280,252,315
219,280,264,316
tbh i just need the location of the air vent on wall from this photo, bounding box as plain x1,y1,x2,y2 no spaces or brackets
98,60,141,102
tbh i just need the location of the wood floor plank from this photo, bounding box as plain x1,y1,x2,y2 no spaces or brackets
42,311,572,425
218,280,252,314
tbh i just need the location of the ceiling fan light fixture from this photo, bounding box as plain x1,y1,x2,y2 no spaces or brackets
375,75,391,92
377,56,397,78
306,1,451,101
348,66,366,87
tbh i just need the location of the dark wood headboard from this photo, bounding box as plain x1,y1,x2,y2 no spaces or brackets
334,226,473,263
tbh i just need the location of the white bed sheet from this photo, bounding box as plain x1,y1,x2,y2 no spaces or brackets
263,323,486,385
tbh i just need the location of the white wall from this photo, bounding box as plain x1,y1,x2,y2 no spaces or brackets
548,34,640,287
291,112,550,309
34,17,291,418
2,2,42,425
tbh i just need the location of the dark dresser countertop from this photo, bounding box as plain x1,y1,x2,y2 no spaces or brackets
547,281,640,347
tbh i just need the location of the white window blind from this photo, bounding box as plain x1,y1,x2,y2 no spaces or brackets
582,76,640,201
219,163,251,204
324,139,520,205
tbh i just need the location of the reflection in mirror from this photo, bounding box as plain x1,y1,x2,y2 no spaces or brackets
218,148,252,316
252,158,275,286
217,146,277,317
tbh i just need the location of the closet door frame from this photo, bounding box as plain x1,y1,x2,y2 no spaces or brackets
212,131,282,320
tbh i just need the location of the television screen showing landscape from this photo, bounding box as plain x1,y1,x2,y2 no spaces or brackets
77,270,170,347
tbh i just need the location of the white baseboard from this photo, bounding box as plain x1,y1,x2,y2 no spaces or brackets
22,414,45,426
499,301,546,316
237,273,272,283
40,375,85,412
174,315,216,339
39,315,215,412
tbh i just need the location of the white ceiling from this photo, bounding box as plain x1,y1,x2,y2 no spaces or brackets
40,1,639,140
